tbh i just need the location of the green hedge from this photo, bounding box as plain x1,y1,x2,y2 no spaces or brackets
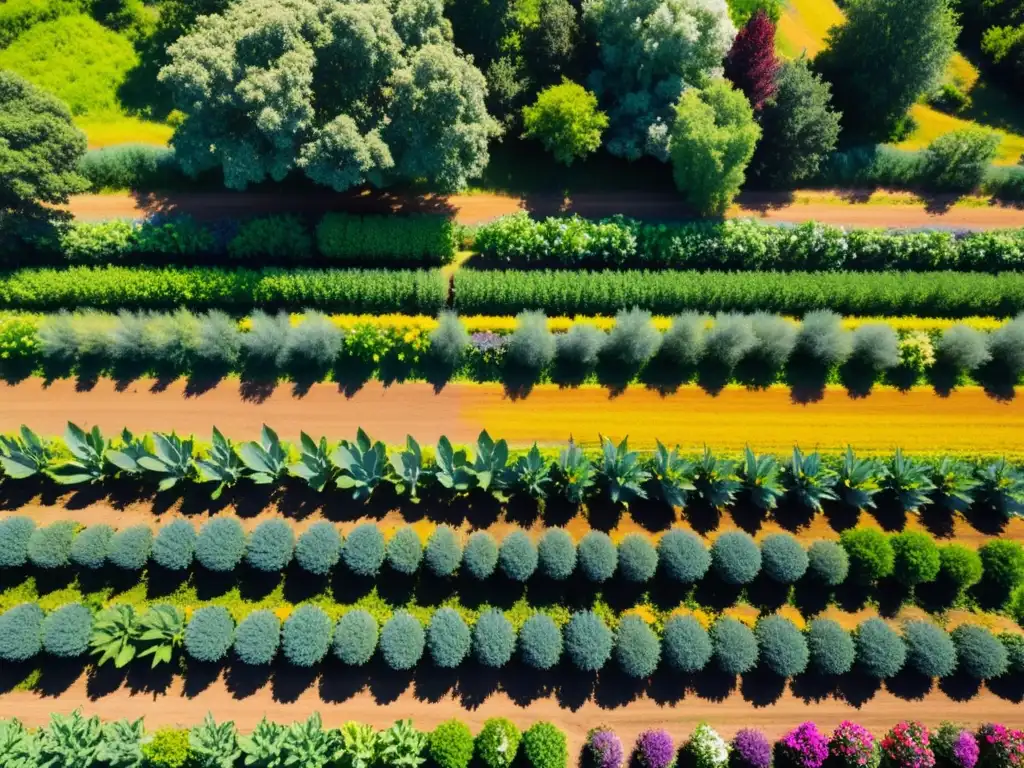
317,213,457,265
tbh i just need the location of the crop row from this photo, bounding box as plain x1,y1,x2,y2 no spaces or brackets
2,424,1023,525
2,267,1024,317
473,214,1024,272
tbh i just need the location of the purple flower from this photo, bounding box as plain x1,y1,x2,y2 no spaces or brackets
733,729,772,768
636,729,676,768
588,728,624,768
470,332,506,352
953,732,979,768
780,723,830,768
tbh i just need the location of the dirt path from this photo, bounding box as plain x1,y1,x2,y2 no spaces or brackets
63,190,1024,229
0,380,1020,455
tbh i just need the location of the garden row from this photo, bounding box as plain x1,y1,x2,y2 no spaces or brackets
473,215,1024,272
8,213,457,268
2,424,1023,525
7,515,1019,609
2,593,1021,684
2,267,1024,317
2,309,1021,396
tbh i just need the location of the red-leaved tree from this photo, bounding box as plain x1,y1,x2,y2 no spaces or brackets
724,9,780,111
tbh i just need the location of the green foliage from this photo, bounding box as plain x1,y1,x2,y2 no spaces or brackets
840,528,895,586
498,530,538,582
42,603,92,658
0,425,50,480
855,618,906,679
239,425,289,486
233,610,280,666
378,720,427,768
577,531,618,583
756,615,808,677
244,519,295,572
136,605,185,668
424,526,462,577
143,728,191,768
647,441,697,508
670,80,761,215
522,80,607,165
556,439,595,505
615,614,661,678
68,524,111,570
923,128,1002,191
195,427,242,500
228,216,312,262
617,534,658,583
938,544,983,595
89,604,138,668
600,309,661,387
0,516,34,568
463,531,499,580
27,521,75,569
427,314,470,376
890,530,941,587
518,614,563,670
662,615,712,673
977,540,1024,605
473,609,517,667
882,450,936,514
523,723,568,768
429,721,475,768
711,530,761,585
476,719,521,768
107,525,152,571
387,527,424,576
807,618,855,676
333,610,379,667
317,214,456,266
137,432,195,493
98,717,145,768
427,607,472,669
151,519,196,571
342,524,387,578
564,611,613,671
657,529,709,584
185,606,235,663
537,528,577,581
806,540,849,587
951,624,1009,679
295,521,342,576
333,429,388,502
195,517,245,573
837,448,882,511
281,605,331,667
190,714,241,768
35,710,104,768
759,533,808,584
78,145,181,192
711,617,758,675
380,611,425,670
505,311,555,386
0,603,43,661
740,446,784,512
598,435,650,505
903,620,957,678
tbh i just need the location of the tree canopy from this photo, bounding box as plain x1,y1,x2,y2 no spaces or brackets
522,80,608,165
159,0,500,191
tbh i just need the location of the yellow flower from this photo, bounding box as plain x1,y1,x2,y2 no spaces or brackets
274,605,293,621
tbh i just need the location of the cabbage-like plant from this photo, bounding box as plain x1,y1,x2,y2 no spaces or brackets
36,710,104,768
196,427,243,500
238,718,287,768
930,457,979,514
0,718,38,768
289,433,333,492
692,447,740,507
49,422,108,485
0,426,51,479
837,446,882,510
782,447,838,512
647,441,696,508
104,429,149,476
469,430,510,494
137,432,195,492
281,714,341,768
740,446,784,512
556,439,594,504
881,449,935,513
507,444,552,499
337,722,378,768
976,459,1024,521
332,428,387,501
433,436,475,493
189,714,241,768
597,435,650,505
389,436,423,500
89,605,139,668
238,425,289,484
377,720,428,768
97,718,145,768
136,605,185,668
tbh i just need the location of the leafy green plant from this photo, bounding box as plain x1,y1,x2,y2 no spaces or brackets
136,605,184,668
0,717,36,768
137,432,195,492
507,444,552,499
0,425,50,479
97,718,145,768
189,714,241,768
692,447,740,507
332,428,387,501
238,718,287,768
433,436,475,493
468,430,510,494
647,441,696,508
238,425,289,485
377,721,427,768
837,447,882,510
389,435,423,500
289,433,333,492
196,427,243,500
337,722,377,768
104,429,149,476
597,435,650,505
782,448,837,511
555,439,594,504
881,449,935,513
49,422,107,485
89,604,139,668
930,457,979,513
976,459,1024,521
36,710,104,768
740,446,784,512
281,714,340,768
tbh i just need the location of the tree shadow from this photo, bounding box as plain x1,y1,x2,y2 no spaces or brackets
739,667,787,706
224,660,275,699
785,359,831,404
885,668,934,700
938,671,982,702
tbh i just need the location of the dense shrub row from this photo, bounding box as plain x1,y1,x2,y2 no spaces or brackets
473,215,1024,272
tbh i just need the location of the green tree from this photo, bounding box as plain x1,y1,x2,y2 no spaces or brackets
159,0,499,191
525,0,579,82
752,57,841,186
669,80,761,215
815,0,959,139
583,0,736,160
922,127,1001,191
522,80,607,165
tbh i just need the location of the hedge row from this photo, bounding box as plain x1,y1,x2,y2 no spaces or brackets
2,597,1021,684
7,213,457,268
452,270,1024,317
4,517,1021,608
2,425,1022,529
473,215,1024,272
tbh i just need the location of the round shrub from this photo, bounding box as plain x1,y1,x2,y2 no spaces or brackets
711,531,761,585
504,311,555,386
903,620,957,678
476,718,521,768
731,729,772,768
281,605,332,667
827,721,877,768
0,603,43,662
142,727,191,768
427,607,471,668
499,531,538,583
537,528,577,581
937,324,991,373
635,729,675,768
977,540,1024,605
553,323,605,385
711,617,758,675
792,310,851,368
424,526,462,577
777,723,829,768
523,722,568,768
294,521,341,576
586,728,624,768
184,606,235,663
518,614,562,670
151,519,196,571
840,528,894,586
195,517,245,572
951,624,1008,680
107,525,153,571
617,534,658,583
756,615,808,677
614,615,660,678
0,516,34,568
1000,632,1024,675
662,615,712,673
854,618,906,679
42,603,92,658
27,521,75,569
806,618,855,676
430,720,475,768
233,610,281,665
578,531,618,583
760,534,808,584
806,540,849,587
938,544,983,594
473,609,516,668
463,531,499,580
70,524,114,569
332,609,378,666
342,523,386,578
891,531,941,587
564,611,613,672
245,519,295,572
657,529,710,584
387,526,423,576
380,611,425,670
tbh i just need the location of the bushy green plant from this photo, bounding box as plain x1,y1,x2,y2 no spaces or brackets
790,310,851,371
427,312,470,374
598,308,661,385
923,128,1001,191
615,614,661,678
522,80,607,166
938,544,983,595
662,614,712,673
41,602,92,658
281,312,343,377
427,607,471,669
380,611,425,670
342,523,386,578
577,531,618,582
429,720,475,768
143,728,191,768
27,521,75,569
553,324,605,385
855,618,906,679
657,529,710,584
463,531,499,580
537,529,577,581
70,523,113,569
333,610,379,666
840,528,895,586
498,531,538,583
711,617,758,675
564,611,613,672
951,624,1008,680
615,534,657,583
760,533,808,584
0,516,34,568
387,527,424,576
195,517,245,572
935,325,991,375
184,606,235,663
316,214,456,265
977,540,1024,605
702,313,756,377
806,618,855,676
476,719,521,768
711,531,761,585
106,525,152,571
473,609,516,668
891,531,941,587
294,521,342,576
0,603,43,661
233,610,281,665
755,615,808,677
228,215,312,261
522,722,568,768
281,605,332,667
150,519,196,571
1000,632,1024,676
903,620,957,678
806,540,849,586
518,613,563,670
424,526,462,577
